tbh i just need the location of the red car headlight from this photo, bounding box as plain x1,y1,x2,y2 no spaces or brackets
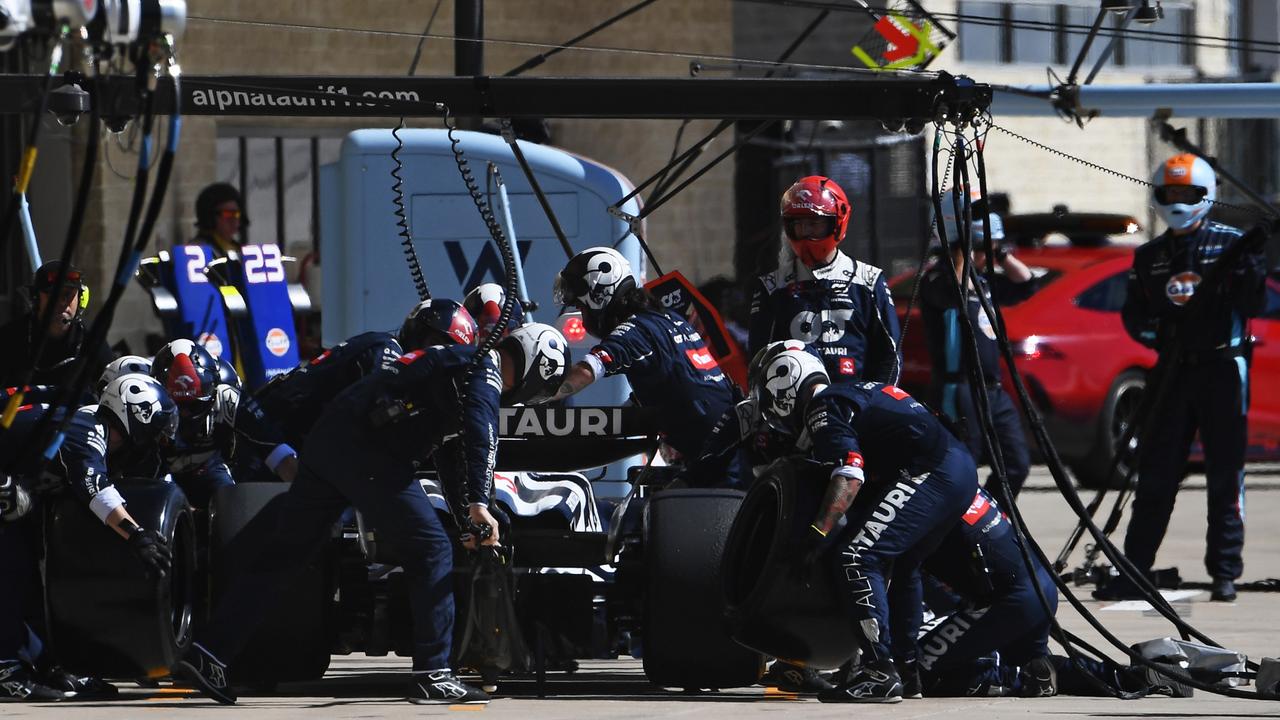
1013,335,1064,360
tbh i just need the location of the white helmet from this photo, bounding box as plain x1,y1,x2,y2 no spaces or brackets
747,340,829,435
1151,154,1216,232
938,188,1002,246
97,355,154,397
97,373,179,447
496,322,570,406
554,247,635,312
463,282,525,342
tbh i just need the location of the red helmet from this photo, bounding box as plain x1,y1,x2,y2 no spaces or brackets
780,176,850,267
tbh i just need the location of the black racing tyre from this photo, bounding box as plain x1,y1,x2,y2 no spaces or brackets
1072,369,1145,490
44,479,196,679
208,483,332,684
641,488,764,690
722,460,860,669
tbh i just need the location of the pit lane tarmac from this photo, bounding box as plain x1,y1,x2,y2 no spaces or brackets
10,466,1280,719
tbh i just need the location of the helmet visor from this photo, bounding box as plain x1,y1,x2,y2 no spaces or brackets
1154,185,1207,205
552,273,584,307
783,216,837,241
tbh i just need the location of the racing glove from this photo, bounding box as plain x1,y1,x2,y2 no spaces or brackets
125,525,173,579
0,474,33,522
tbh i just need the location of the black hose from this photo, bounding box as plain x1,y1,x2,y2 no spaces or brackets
32,61,183,470
442,106,521,525
391,119,432,301
930,134,1119,698
1,72,103,436
954,124,1274,699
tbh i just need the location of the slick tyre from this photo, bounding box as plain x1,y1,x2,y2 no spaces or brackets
45,479,196,678
722,460,861,669
208,483,332,685
641,488,763,690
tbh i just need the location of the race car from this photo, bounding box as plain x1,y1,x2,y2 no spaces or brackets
39,404,763,692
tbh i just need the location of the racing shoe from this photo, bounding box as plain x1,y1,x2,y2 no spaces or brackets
174,643,236,705
896,659,923,699
818,659,903,703
760,661,833,694
1210,577,1237,603
1018,655,1058,697
1132,662,1194,698
37,665,118,700
408,670,490,705
0,661,66,702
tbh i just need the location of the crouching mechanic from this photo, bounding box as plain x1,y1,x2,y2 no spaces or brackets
746,342,977,703
1,375,178,701
551,247,741,481
176,323,569,705
141,341,254,508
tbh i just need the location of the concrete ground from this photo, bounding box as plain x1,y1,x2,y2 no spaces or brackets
9,466,1280,718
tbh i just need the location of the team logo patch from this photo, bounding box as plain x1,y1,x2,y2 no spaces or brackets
962,492,991,526
397,350,424,365
197,332,223,358
265,328,291,357
685,347,718,370
1165,271,1201,306
838,357,856,375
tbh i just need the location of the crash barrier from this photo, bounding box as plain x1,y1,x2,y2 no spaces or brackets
44,479,195,679
641,487,765,690
721,459,860,669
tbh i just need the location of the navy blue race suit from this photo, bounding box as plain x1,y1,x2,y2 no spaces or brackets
749,251,901,384
163,384,240,508
919,267,1033,497
1120,220,1267,581
1,404,131,666
584,309,739,475
805,382,977,664
232,331,402,478
198,344,499,672
910,488,1057,695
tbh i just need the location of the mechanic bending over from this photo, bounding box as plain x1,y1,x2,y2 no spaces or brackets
691,343,1183,700
1097,154,1269,604
231,298,477,482
748,341,978,702
1,376,179,701
551,247,742,481
464,282,527,343
131,341,260,508
176,323,570,706
919,191,1035,498
749,175,901,385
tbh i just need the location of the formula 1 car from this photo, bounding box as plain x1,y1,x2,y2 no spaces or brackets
40,405,764,692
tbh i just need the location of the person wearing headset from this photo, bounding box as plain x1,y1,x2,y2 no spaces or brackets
0,261,113,391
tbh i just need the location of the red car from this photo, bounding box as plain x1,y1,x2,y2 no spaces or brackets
891,244,1280,488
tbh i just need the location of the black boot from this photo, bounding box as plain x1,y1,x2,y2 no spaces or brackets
1210,577,1237,603
0,661,66,702
760,661,833,693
